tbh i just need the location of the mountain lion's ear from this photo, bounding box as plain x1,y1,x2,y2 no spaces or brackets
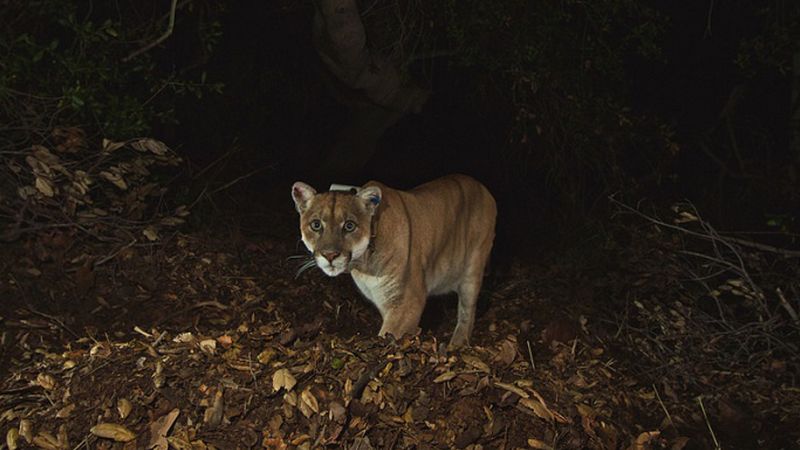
292,182,316,213
357,186,382,215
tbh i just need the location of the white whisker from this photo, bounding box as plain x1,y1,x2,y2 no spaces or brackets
295,257,318,278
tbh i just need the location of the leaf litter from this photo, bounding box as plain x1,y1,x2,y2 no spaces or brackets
1,138,800,449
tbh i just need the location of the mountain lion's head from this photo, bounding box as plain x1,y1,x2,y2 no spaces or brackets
291,182,381,277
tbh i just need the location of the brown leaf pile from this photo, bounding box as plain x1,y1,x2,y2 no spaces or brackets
1,128,186,243
2,169,799,449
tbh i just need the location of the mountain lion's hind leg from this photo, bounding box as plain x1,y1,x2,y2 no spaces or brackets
449,245,492,350
449,276,481,350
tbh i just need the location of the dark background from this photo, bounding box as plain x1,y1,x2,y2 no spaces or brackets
2,0,798,258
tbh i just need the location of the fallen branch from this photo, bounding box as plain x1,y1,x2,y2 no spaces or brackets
719,235,800,258
610,195,770,317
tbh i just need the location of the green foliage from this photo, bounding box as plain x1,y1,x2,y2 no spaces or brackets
435,0,673,212
442,0,666,84
734,3,800,77
0,0,224,140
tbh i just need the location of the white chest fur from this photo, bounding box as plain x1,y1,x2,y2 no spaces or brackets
350,269,396,318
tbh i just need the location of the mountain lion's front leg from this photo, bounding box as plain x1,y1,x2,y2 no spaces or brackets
378,283,426,340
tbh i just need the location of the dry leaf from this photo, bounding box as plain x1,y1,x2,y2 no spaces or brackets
142,226,159,242
495,339,517,366
530,389,570,424
17,186,38,200
90,423,136,442
147,408,179,450
262,437,288,449
6,428,19,450
674,211,698,223
433,371,456,383
131,138,169,156
629,431,660,450
90,342,112,358
35,177,55,197
31,432,60,450
519,397,553,421
329,401,346,423
257,348,276,365
350,436,375,450
167,436,193,450
36,373,56,390
528,438,554,449
32,146,60,164
102,139,126,153
299,389,320,418
462,354,491,373
172,332,195,343
199,339,216,354
55,404,75,419
493,381,529,398
272,369,297,392
117,398,132,420
99,171,128,190
283,391,298,407
576,403,595,419
216,335,233,348
19,420,32,443
56,425,68,449
203,390,224,428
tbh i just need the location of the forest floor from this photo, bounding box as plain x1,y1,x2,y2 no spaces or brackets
1,202,799,450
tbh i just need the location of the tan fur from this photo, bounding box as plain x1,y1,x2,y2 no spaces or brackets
292,174,496,348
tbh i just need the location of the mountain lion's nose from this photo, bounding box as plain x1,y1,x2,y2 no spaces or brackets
322,251,340,263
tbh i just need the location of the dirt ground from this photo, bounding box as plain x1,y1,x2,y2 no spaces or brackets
1,204,799,450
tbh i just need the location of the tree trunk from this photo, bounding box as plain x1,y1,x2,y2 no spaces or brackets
311,0,429,180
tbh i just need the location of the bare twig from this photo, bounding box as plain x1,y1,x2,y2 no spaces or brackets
719,235,800,258
776,288,800,326
25,305,79,339
697,396,721,450
94,239,138,268
123,0,179,62
526,340,536,371
610,195,800,258
192,144,240,180
653,384,675,428
208,164,276,195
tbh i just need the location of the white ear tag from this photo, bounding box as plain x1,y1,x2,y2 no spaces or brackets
329,183,360,194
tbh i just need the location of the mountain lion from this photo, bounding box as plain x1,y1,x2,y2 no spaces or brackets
291,174,496,348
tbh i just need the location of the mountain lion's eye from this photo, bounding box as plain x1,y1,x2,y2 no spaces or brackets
310,219,322,231
343,220,356,232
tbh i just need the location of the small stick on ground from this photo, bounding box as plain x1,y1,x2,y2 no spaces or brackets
526,340,536,371
776,288,800,326
697,396,721,450
653,383,674,428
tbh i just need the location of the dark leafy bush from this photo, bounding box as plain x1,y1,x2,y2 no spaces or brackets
0,0,223,142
